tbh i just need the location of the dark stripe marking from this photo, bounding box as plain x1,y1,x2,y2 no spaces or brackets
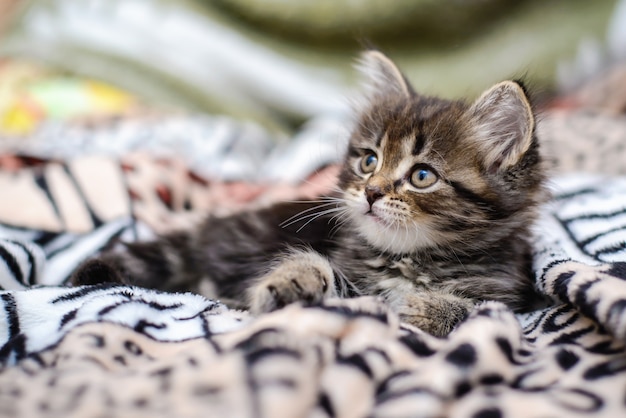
337,353,373,378
62,164,103,228
578,225,626,249
1,293,20,338
59,308,78,330
34,172,65,229
0,293,26,362
0,244,24,286
7,241,37,285
412,120,426,155
51,283,119,303
246,347,301,365
448,181,506,219
562,207,626,223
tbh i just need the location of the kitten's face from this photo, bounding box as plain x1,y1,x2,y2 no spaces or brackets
339,52,545,254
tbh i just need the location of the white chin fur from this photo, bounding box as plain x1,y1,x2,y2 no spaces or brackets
354,214,437,254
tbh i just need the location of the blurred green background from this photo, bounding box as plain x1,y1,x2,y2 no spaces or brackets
0,0,618,133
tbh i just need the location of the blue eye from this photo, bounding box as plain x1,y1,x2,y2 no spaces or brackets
360,153,378,173
410,167,437,188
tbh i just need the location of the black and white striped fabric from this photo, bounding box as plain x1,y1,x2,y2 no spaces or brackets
0,239,45,290
0,217,154,288
536,174,626,265
0,284,249,366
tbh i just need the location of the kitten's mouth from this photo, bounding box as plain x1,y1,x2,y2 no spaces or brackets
353,199,397,227
365,209,390,226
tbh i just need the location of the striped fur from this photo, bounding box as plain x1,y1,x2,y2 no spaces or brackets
72,52,548,336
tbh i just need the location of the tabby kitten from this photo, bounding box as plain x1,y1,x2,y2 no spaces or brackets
73,51,547,336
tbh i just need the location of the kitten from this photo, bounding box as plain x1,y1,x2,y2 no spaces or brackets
72,51,548,336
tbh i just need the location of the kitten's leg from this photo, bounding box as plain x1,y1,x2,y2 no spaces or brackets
388,291,476,337
71,230,206,293
249,250,337,314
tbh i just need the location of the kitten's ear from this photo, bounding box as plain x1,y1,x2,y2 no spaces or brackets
357,50,413,98
469,81,535,172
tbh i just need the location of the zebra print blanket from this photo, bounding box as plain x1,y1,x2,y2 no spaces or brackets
1,114,626,417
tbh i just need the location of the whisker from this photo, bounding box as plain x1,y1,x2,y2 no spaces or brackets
295,207,347,233
329,217,350,237
328,211,347,226
281,210,337,229
328,208,352,235
279,202,341,227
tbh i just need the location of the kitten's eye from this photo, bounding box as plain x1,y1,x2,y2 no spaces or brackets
410,168,438,188
360,153,378,174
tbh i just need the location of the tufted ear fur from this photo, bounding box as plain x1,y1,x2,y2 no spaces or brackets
357,50,413,99
468,81,535,173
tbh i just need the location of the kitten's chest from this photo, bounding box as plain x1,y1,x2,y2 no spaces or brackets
332,233,470,294
363,256,430,285
368,256,435,297
334,249,436,295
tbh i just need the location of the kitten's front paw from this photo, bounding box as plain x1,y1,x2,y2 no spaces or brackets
394,293,475,337
249,252,335,314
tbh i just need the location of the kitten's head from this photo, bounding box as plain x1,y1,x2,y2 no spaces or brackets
339,51,547,254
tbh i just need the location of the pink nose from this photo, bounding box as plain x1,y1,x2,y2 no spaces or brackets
365,185,384,207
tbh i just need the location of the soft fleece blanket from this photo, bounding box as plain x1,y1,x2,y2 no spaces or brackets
1,106,626,417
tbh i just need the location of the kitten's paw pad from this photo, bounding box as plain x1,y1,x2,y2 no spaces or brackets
249,258,335,314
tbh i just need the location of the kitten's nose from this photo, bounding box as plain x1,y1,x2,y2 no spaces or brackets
365,185,384,206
